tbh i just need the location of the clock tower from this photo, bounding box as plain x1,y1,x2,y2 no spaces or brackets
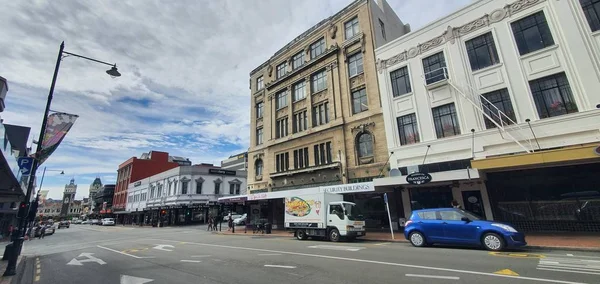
60,178,77,216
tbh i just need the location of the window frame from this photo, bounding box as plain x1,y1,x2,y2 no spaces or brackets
276,62,287,79
529,72,578,119
310,37,326,59
580,0,600,32
432,103,461,138
351,88,369,114
378,18,386,40
293,110,307,133
356,132,374,159
347,52,364,77
312,101,329,127
344,16,360,39
256,127,263,145
311,70,327,93
181,181,188,195
256,76,264,91
214,181,220,195
275,89,288,110
256,101,264,119
396,113,420,145
465,32,500,71
195,181,203,194
293,80,306,101
480,88,517,129
510,10,555,56
275,117,288,139
255,159,263,176
292,52,305,70
389,66,412,97
422,52,448,85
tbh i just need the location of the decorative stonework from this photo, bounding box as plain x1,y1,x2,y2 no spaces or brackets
267,65,273,77
329,23,338,39
349,73,365,90
351,121,376,133
376,0,547,73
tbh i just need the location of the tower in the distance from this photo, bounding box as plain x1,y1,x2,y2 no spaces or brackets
60,178,77,216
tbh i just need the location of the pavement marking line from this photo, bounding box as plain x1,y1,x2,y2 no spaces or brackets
494,269,519,276
190,255,211,258
264,265,296,269
146,238,586,284
405,274,459,280
258,253,282,256
97,245,155,259
180,260,201,263
36,269,41,274
567,254,574,257
537,268,600,275
538,265,600,272
489,252,545,259
374,243,391,246
34,275,40,282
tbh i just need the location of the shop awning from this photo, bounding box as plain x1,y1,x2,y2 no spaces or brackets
373,168,480,187
113,211,131,214
247,182,375,201
471,144,600,171
218,195,247,203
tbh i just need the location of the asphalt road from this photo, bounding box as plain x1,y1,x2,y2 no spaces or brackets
16,225,600,284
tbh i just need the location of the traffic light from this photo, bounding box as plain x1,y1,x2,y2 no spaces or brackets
16,202,28,218
186,210,190,216
160,210,166,215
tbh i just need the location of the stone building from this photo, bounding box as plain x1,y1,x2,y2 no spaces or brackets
247,0,410,194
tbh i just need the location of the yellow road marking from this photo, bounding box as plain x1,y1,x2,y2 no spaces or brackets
374,243,391,246
489,252,545,259
494,269,519,276
179,242,187,244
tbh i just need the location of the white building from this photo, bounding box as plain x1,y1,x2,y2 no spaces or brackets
374,0,600,232
126,165,247,226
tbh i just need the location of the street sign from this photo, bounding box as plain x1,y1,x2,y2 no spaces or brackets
18,157,34,176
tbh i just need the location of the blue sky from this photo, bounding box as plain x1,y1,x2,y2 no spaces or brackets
0,0,471,199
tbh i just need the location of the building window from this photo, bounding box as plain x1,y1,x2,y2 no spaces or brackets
255,159,263,176
511,11,555,55
292,52,304,70
214,182,220,195
351,88,368,114
481,88,517,129
465,32,499,71
345,16,359,39
432,103,461,138
390,66,411,97
276,90,288,109
311,70,327,93
310,38,326,59
229,184,235,195
356,132,374,159
379,19,386,40
293,110,307,133
275,117,288,138
276,62,287,79
256,101,264,118
293,147,309,169
256,76,264,90
423,52,448,85
347,52,364,77
256,128,263,145
181,181,188,195
293,81,306,101
314,142,332,166
397,113,420,145
196,180,203,194
235,184,241,195
275,152,289,172
581,0,600,32
312,102,329,127
529,72,578,118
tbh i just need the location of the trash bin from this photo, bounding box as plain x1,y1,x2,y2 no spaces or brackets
3,243,14,261
265,223,272,234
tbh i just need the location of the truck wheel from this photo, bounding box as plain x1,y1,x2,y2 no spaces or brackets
296,230,308,240
329,228,340,242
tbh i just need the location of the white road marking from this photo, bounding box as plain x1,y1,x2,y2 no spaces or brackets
152,244,174,252
258,253,282,256
146,238,586,284
180,260,201,263
374,243,391,246
567,254,574,257
67,253,106,266
537,256,600,276
264,265,296,269
406,274,460,280
537,268,600,275
97,245,155,259
191,255,212,258
307,245,365,251
120,275,154,284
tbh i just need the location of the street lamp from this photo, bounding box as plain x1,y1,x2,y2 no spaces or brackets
37,167,65,194
4,41,121,276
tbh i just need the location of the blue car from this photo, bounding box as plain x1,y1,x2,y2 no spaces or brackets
404,208,526,251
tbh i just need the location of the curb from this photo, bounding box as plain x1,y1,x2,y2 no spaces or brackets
0,256,26,284
524,245,600,252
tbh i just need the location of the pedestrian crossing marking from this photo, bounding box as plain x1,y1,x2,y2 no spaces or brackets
537,257,600,276
494,269,519,276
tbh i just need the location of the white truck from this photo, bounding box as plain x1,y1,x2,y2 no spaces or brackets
284,192,366,242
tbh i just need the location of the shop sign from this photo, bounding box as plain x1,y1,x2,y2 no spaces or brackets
594,145,600,156
319,182,374,194
134,181,142,187
209,169,236,176
406,172,432,185
248,193,268,201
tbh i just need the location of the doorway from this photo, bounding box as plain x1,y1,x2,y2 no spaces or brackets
461,190,486,219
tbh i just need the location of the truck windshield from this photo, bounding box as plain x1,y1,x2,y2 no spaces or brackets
343,203,364,221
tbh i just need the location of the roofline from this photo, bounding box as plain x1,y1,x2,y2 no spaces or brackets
250,0,367,76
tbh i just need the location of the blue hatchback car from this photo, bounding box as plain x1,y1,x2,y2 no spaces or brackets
404,208,526,251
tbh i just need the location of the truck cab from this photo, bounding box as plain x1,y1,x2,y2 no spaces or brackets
327,201,366,241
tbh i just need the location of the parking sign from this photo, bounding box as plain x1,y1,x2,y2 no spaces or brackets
18,157,34,176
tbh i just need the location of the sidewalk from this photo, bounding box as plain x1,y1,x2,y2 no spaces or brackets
215,229,600,251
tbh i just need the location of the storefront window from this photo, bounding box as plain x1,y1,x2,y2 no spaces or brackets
409,186,454,211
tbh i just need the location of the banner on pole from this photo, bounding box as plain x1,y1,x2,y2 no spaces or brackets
34,112,78,166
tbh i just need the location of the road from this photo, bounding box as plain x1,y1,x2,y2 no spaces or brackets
16,225,600,284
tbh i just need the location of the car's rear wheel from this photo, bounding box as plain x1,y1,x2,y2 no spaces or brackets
409,231,427,247
482,233,505,251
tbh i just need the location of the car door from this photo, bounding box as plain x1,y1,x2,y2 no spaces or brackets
415,211,445,242
440,210,479,244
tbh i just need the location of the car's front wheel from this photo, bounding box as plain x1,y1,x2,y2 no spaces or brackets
482,233,505,251
409,231,427,247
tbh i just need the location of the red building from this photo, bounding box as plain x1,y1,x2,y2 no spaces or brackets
113,151,181,214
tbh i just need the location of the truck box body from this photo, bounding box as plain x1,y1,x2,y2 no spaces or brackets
284,193,343,229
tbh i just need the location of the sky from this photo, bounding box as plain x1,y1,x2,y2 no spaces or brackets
0,0,471,200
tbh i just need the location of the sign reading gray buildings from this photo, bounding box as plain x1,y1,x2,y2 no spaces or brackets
406,172,432,185
208,169,236,176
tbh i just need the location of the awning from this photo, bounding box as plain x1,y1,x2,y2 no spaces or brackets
471,144,600,171
247,182,375,201
113,211,131,214
218,195,247,203
373,168,480,187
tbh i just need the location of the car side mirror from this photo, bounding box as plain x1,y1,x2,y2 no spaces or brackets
461,217,471,223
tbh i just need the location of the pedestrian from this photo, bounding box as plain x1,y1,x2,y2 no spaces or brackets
228,213,233,231
207,215,213,231
38,224,46,239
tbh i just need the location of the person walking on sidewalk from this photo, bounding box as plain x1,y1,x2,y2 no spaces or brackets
227,213,233,231
207,215,213,231
38,224,46,239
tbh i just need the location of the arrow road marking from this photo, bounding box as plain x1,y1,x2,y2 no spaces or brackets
66,253,106,266
152,244,174,252
120,275,154,284
97,245,155,259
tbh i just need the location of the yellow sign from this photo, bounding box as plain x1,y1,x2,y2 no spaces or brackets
494,269,519,276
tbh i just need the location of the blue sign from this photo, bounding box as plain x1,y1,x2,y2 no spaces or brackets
383,193,388,204
18,157,34,176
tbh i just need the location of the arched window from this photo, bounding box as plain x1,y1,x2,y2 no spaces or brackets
356,132,373,158
255,159,264,176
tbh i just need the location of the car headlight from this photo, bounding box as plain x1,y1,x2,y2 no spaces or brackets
491,223,517,233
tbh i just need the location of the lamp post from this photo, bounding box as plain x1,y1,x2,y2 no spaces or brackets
37,167,65,195
4,41,120,276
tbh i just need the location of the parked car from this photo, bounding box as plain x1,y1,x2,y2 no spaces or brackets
404,208,526,251
233,213,247,225
57,221,70,229
102,218,115,226
90,219,100,225
72,219,82,224
81,220,90,225
45,224,56,235
34,224,55,237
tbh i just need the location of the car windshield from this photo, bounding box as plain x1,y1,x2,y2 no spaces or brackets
343,203,364,221
459,209,482,221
